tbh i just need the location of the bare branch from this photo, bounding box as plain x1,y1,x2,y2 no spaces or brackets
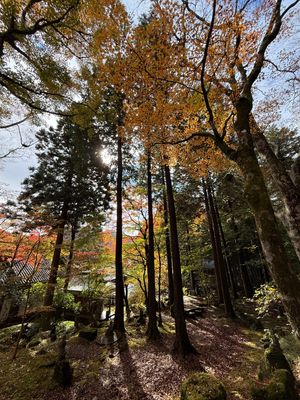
199,0,220,138
265,58,299,81
244,0,296,92
0,115,31,129
221,112,234,139
154,129,237,160
281,0,300,18
0,125,37,159
13,1,80,37
182,0,210,27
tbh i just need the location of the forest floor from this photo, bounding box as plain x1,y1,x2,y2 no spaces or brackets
0,298,299,400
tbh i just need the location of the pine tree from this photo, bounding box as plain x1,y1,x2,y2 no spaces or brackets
19,118,111,307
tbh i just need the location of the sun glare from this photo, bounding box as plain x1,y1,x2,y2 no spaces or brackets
100,148,113,166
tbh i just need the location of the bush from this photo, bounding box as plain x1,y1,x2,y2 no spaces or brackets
254,283,283,319
53,291,81,314
180,373,227,400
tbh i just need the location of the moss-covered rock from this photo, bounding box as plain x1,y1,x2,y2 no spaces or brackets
252,370,298,400
78,327,97,341
180,373,227,400
258,331,293,380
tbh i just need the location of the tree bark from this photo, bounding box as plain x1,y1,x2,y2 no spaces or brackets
63,223,77,292
239,248,254,298
207,182,235,318
124,283,130,319
44,200,69,307
113,135,125,333
213,193,239,299
157,242,163,327
203,180,223,304
252,125,300,263
161,167,174,308
234,98,300,337
227,199,253,297
146,153,160,339
164,164,195,356
186,225,196,294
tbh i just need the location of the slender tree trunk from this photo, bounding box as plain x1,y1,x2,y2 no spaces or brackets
143,263,148,308
164,164,195,355
207,182,235,318
213,194,238,299
113,135,125,333
124,284,130,319
252,120,300,262
234,99,300,337
157,242,163,327
203,180,223,304
186,225,196,294
227,199,253,298
44,200,69,307
144,242,149,313
161,167,174,308
64,223,77,292
239,249,254,298
146,153,160,339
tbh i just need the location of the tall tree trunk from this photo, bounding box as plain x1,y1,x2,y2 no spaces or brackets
144,242,149,313
146,153,160,339
64,223,77,292
203,180,223,304
157,242,163,327
227,199,253,297
252,119,300,262
207,182,235,318
161,167,174,308
239,249,254,298
44,200,69,307
186,225,196,294
164,164,195,355
234,98,300,337
213,193,239,299
124,283,130,319
113,135,125,333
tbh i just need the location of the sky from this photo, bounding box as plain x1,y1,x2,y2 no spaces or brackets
0,0,299,202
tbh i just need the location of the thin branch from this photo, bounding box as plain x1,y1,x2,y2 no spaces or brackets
245,0,287,92
0,71,71,100
0,115,31,129
13,1,80,37
265,58,299,78
221,112,234,139
154,131,214,146
281,0,300,18
154,130,238,160
182,0,210,27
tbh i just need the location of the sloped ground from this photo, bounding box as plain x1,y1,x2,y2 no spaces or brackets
0,304,298,400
